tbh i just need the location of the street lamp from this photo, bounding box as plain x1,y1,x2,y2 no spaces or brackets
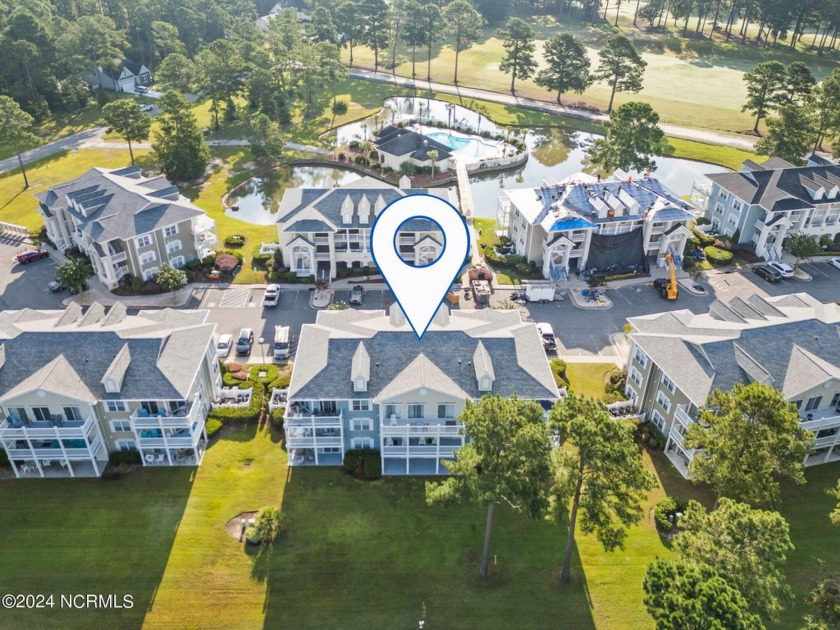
258,337,265,364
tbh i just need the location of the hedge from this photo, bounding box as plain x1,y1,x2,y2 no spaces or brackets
0,449,8,466
224,235,246,248
249,364,279,384
704,246,733,264
654,497,689,532
550,359,569,388
108,450,142,466
692,228,716,246
206,418,223,437
342,448,381,478
269,372,291,390
209,380,264,421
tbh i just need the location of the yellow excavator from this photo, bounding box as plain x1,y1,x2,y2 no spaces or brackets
653,252,679,301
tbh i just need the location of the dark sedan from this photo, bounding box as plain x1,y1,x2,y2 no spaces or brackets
753,265,782,283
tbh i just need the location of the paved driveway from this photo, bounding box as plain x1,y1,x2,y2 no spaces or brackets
0,238,66,311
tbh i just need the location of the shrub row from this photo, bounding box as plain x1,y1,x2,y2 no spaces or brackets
206,418,223,437
654,496,689,532
640,421,667,450
108,450,142,466
550,359,569,388
224,234,246,248
704,245,733,264
342,448,382,479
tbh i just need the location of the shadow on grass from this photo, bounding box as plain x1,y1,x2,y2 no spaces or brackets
0,467,194,630
262,468,596,629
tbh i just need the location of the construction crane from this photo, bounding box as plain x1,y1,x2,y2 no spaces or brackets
653,252,679,301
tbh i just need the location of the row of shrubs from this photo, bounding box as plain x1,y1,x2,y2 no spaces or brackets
550,359,570,388
640,421,667,450
654,496,689,532
481,245,538,277
343,448,381,479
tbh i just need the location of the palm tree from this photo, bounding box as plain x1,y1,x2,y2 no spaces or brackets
427,149,439,178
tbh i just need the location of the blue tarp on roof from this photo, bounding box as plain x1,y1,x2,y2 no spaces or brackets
548,217,597,232
651,208,694,222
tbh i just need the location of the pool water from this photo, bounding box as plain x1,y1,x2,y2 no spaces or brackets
425,131,499,159
226,166,362,225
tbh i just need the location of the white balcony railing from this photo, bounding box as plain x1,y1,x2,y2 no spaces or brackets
0,414,96,440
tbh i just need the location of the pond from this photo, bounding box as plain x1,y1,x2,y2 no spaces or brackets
225,166,363,225
468,127,729,219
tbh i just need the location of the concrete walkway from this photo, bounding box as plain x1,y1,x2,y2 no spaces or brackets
348,68,760,152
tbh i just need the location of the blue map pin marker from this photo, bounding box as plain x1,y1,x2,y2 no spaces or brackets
371,194,470,339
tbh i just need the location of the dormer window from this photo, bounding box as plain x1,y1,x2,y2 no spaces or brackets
104,378,119,393
354,377,367,393
479,376,492,392
341,195,354,225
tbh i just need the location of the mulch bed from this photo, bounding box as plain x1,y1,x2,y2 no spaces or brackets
225,511,258,542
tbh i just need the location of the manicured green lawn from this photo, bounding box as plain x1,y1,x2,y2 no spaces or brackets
0,425,836,629
565,363,618,400
0,148,149,231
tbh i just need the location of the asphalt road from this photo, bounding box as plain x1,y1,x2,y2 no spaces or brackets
1,232,837,362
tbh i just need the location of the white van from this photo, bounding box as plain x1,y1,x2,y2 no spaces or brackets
273,325,291,360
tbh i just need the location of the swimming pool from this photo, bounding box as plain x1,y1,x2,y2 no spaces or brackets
425,131,500,159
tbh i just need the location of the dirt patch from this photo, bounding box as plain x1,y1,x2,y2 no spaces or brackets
225,511,258,541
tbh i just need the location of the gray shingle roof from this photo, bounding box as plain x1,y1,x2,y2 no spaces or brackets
0,307,215,402
708,158,840,211
630,294,840,405
289,309,559,402
36,167,204,244
374,127,453,161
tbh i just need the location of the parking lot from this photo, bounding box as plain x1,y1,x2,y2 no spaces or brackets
0,237,66,311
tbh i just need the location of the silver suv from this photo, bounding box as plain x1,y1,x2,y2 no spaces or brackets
236,328,255,355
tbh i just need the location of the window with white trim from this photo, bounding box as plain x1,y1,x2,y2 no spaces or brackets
321,447,340,453
166,240,182,254
726,214,738,227
164,225,178,237
106,400,127,412
656,392,671,413
650,410,666,432
805,396,823,412
714,203,724,215
140,250,156,265
634,348,648,368
407,404,424,419
718,190,729,201
629,367,643,387
625,386,637,403
169,255,185,268
143,267,158,281
110,420,131,432
352,400,370,411
351,437,374,449
732,199,743,212
438,403,455,418
350,418,372,431
137,234,152,247
660,373,676,394
116,439,137,452
384,404,401,419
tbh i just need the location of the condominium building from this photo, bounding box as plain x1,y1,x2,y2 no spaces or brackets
37,166,218,289
0,303,222,478
700,155,840,261
275,176,455,280
286,305,560,475
496,172,694,281
625,292,840,477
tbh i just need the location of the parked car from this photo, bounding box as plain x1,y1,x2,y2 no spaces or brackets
831,257,840,271
236,328,254,354
135,85,149,94
216,333,233,358
767,261,794,278
68,282,89,295
262,284,281,307
139,104,154,112
236,328,255,355
536,323,557,353
16,249,49,264
349,284,365,305
753,265,782,283
48,279,65,292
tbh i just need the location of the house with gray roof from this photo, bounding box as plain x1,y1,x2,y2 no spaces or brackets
625,292,840,477
701,155,840,261
286,305,560,474
497,172,694,282
0,304,222,478
276,176,455,279
37,166,218,289
86,60,151,93
374,125,454,172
